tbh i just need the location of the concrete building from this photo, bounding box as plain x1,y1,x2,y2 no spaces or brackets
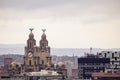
78,54,110,79
4,58,13,71
98,51,120,70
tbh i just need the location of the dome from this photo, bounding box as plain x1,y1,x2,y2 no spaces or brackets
11,62,18,67
29,32,34,38
57,62,65,67
29,28,34,38
46,62,52,67
41,33,46,39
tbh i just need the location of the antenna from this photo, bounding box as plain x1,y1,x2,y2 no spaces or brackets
90,47,92,54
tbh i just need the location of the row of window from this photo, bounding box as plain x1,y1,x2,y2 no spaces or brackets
28,60,44,66
79,63,107,65
100,53,120,58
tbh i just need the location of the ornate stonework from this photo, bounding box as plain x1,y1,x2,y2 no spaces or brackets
21,29,67,78
22,29,51,72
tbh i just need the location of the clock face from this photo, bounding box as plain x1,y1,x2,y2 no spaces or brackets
28,52,33,57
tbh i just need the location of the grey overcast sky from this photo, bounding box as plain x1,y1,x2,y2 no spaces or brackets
0,0,120,48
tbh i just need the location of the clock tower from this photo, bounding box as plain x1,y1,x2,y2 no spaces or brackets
21,28,67,78
22,28,51,72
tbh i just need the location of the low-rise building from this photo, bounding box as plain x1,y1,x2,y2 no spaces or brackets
92,73,120,80
71,69,78,79
26,70,64,80
4,58,13,71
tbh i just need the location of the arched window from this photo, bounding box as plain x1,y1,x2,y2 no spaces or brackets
42,60,44,65
29,60,31,65
30,42,32,48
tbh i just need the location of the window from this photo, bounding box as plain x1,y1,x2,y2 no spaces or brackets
99,53,102,55
112,61,114,65
29,60,31,65
112,53,114,58
24,61,25,65
42,60,44,65
29,42,32,48
34,61,36,65
105,53,106,57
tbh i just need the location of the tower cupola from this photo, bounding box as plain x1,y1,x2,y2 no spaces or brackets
40,29,49,52
41,29,46,40
27,28,36,51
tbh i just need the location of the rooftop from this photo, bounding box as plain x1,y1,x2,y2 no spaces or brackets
92,72,120,77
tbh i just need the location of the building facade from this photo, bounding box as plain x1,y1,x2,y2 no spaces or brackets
98,51,120,70
78,55,110,79
22,29,51,72
4,58,13,71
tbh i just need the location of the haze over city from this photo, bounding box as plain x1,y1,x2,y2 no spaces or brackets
0,1,120,80
0,0,120,48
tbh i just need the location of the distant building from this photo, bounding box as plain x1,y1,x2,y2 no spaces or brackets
71,69,78,79
78,54,110,79
4,58,13,71
52,54,78,78
98,51,120,70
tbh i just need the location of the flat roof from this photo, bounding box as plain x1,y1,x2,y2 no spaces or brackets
92,72,120,77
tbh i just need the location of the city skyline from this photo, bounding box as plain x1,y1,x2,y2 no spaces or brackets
0,0,120,48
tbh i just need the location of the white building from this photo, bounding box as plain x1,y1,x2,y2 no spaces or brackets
26,70,64,80
98,51,120,69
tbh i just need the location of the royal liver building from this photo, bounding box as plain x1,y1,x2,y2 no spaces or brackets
22,28,51,72
21,28,67,78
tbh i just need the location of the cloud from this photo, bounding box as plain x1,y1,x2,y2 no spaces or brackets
0,0,120,20
0,0,81,10
0,0,120,48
